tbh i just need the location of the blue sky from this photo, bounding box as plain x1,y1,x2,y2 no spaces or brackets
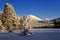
0,0,60,19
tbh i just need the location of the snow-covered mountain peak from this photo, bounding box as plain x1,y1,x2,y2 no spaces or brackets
27,15,42,21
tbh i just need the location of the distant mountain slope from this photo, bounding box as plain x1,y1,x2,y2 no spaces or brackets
27,15,42,21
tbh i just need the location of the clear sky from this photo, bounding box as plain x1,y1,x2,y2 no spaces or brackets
0,0,60,19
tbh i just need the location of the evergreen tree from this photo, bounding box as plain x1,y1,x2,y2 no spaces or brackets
20,15,30,35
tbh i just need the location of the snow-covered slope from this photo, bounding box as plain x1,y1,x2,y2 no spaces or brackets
27,15,42,21
44,18,50,21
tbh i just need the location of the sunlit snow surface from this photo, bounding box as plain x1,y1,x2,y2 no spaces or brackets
0,29,60,40
27,15,42,21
